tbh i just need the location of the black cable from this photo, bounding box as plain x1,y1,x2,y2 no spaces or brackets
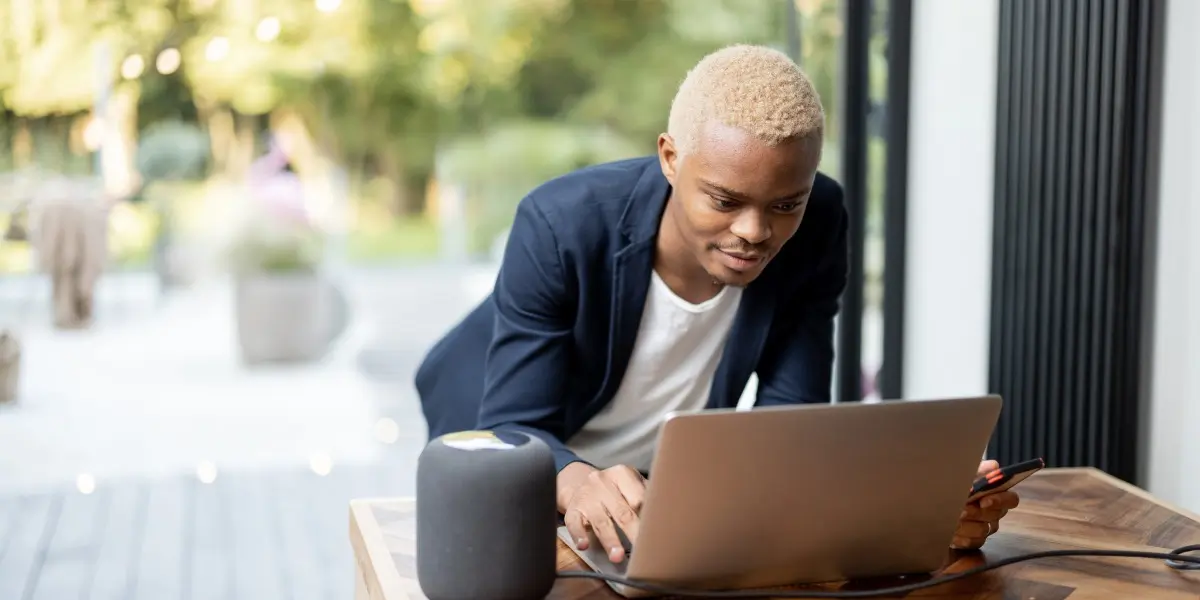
557,544,1200,598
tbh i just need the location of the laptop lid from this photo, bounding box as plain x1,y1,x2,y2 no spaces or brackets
623,395,1003,592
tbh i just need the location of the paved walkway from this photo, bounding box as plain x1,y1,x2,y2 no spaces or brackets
0,264,496,599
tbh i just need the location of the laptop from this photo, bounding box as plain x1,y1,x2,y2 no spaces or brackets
558,395,1003,597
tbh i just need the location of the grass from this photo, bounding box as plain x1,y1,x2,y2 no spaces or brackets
345,217,440,263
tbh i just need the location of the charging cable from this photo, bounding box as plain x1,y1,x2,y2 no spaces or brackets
557,544,1200,598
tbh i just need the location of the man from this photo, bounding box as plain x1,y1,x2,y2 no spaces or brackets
415,44,1017,565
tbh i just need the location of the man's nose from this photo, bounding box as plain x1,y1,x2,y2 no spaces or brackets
730,210,771,245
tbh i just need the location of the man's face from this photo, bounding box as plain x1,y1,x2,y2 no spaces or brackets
657,121,822,287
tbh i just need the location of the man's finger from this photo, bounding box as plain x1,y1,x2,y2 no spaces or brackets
977,460,1000,476
610,467,647,511
591,470,639,552
976,506,1010,523
955,520,990,540
587,505,627,563
603,498,640,550
980,490,1020,511
607,470,646,544
564,507,591,550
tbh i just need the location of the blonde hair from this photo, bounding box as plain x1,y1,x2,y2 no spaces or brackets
667,44,824,156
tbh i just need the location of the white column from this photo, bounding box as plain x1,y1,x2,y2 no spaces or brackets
901,0,1000,400
1144,0,1200,512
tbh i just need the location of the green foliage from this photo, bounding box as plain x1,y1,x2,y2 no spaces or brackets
222,172,325,273
3,23,100,115
439,119,644,251
227,226,323,273
0,0,876,262
224,192,325,274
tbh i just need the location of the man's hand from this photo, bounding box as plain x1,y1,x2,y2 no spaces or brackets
951,460,1020,549
557,462,646,564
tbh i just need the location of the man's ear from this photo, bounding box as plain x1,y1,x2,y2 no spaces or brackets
657,133,679,185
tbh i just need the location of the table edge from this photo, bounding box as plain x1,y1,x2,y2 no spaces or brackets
346,470,1200,599
1055,466,1200,524
350,497,416,600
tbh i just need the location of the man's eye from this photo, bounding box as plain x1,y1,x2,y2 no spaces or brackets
710,196,737,210
775,202,803,212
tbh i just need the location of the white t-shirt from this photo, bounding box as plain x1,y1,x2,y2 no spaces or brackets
566,270,743,472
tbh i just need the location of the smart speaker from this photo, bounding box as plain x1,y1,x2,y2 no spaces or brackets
416,430,558,599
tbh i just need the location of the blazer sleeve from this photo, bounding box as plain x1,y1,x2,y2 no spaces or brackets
753,187,849,406
476,197,587,473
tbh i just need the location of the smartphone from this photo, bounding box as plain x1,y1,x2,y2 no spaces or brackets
967,457,1045,503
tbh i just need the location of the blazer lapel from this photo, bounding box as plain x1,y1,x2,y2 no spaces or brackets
589,160,670,408
708,281,776,409
595,239,654,404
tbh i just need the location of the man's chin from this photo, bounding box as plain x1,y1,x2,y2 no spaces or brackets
706,263,763,287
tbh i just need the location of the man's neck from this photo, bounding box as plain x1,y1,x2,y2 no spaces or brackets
654,200,724,304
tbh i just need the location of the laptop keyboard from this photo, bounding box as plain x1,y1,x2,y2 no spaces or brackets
617,525,634,556
558,526,631,576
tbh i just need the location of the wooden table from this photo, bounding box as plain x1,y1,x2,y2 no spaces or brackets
349,468,1200,599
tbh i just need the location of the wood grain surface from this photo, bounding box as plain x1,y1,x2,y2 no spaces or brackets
349,467,1200,599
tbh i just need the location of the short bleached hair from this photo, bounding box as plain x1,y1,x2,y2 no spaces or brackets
667,44,824,156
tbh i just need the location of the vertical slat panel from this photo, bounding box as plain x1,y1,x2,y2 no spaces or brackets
1015,0,1036,461
1009,0,1034,459
1029,0,1051,459
987,0,1161,482
1034,0,1061,460
1064,0,1090,468
993,0,1017,456
1046,0,1072,471
1008,0,1029,461
1103,0,1130,473
987,0,1014,456
1088,0,1114,468
1077,0,1101,466
1123,0,1161,481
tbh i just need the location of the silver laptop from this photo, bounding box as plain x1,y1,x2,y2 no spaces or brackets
558,395,1003,597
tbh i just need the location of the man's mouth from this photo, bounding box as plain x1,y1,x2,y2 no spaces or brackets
716,249,764,271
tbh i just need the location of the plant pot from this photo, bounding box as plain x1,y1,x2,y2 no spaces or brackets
233,271,349,365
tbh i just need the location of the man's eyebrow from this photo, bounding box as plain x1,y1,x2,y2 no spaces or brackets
699,179,810,203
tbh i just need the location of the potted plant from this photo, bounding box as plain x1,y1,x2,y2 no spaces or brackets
226,145,348,365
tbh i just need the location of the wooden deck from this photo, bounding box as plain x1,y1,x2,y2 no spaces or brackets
0,265,499,600
0,459,415,600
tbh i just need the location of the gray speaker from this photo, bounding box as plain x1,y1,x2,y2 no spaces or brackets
416,430,558,599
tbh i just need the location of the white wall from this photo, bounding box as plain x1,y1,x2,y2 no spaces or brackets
901,0,999,399
1144,0,1200,512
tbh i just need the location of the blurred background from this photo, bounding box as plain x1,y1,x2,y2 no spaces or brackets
0,0,898,598
2,0,1198,598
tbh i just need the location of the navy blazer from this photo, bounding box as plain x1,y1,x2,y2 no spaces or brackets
414,155,848,473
